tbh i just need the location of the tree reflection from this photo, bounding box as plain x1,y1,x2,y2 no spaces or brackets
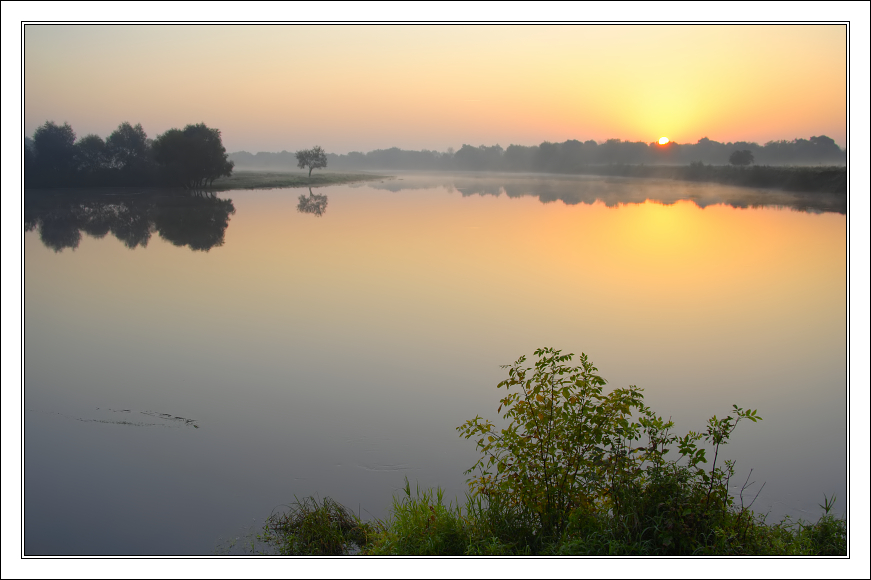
367,176,846,215
37,210,83,252
109,203,155,249
24,191,235,252
154,193,236,251
297,188,328,217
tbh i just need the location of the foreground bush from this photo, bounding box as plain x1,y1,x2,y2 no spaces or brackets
261,348,846,556
457,348,762,546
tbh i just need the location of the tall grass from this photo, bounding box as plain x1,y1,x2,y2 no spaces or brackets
259,485,846,556
360,478,538,556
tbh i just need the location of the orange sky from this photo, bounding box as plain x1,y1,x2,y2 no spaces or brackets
24,24,847,153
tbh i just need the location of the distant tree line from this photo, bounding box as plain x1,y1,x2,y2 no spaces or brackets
25,121,234,189
229,135,845,173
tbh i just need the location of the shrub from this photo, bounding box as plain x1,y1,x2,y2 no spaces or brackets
457,347,762,547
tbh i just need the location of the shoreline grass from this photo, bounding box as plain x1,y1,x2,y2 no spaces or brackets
257,485,846,556
209,170,390,191
221,164,846,195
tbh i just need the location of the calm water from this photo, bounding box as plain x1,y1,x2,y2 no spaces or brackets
24,174,847,554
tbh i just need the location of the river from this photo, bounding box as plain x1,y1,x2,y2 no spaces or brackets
23,173,847,554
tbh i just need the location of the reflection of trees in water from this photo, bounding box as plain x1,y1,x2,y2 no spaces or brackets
297,188,328,217
24,191,235,252
35,210,83,252
107,203,155,249
154,194,236,251
363,175,846,215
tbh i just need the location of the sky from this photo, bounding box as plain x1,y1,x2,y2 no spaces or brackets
22,23,848,154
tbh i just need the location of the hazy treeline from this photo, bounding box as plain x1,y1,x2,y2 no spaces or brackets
24,121,233,189
230,135,845,172
24,190,235,252
544,163,846,194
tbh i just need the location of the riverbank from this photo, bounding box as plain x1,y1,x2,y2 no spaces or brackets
25,165,845,196
258,484,847,557
572,163,847,195
209,170,389,191
220,164,846,195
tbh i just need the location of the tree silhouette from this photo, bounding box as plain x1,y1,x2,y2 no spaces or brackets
32,121,77,185
75,134,109,181
24,139,36,183
729,149,755,166
295,146,327,177
152,123,234,188
106,122,149,172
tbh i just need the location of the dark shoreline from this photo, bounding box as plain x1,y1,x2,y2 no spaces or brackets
225,165,847,196
24,164,847,198
24,171,390,196
554,164,847,195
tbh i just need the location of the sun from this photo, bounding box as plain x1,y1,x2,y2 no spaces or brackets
658,137,670,145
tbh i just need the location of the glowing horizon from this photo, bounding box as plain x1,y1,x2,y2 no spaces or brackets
23,25,846,154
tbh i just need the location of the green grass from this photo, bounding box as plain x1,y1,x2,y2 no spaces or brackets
258,485,846,556
210,170,389,191
361,479,529,556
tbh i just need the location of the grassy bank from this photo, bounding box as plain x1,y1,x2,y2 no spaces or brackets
259,483,846,556
573,163,847,195
215,165,847,195
258,348,847,556
209,170,389,191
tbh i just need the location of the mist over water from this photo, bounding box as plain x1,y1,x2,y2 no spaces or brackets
24,175,846,554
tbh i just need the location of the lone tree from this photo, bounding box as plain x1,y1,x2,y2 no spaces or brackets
729,149,755,166
295,146,327,177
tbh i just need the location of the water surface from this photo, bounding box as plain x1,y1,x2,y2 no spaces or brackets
24,174,847,554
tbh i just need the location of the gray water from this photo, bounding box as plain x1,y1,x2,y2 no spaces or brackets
24,173,847,554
